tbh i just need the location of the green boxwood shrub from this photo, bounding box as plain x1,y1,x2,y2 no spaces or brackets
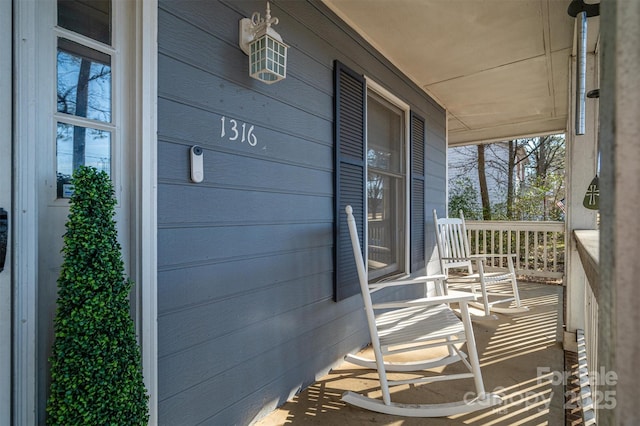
47,166,149,425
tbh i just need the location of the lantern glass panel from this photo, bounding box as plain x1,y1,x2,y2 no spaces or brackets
249,33,287,84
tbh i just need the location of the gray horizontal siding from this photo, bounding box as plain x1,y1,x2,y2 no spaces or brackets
157,0,447,424
158,247,332,314
157,140,332,197
160,306,367,425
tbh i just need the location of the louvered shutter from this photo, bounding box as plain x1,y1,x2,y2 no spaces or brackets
410,112,426,272
334,61,366,301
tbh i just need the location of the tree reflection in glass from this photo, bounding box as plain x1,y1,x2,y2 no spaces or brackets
57,38,111,122
56,123,111,198
56,38,112,197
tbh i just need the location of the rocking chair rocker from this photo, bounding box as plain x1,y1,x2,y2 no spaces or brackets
341,205,501,417
433,210,529,319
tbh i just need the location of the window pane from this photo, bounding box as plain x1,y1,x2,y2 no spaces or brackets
368,173,393,270
58,0,111,45
368,172,404,277
367,94,403,173
57,38,112,122
57,122,111,198
366,91,406,280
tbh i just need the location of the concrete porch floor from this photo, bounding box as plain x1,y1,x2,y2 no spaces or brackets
255,281,564,425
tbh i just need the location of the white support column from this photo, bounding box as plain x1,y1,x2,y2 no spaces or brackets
137,0,159,423
564,50,599,346
599,0,640,423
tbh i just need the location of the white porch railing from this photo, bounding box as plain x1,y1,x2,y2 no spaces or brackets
574,230,600,424
465,220,565,279
581,288,598,425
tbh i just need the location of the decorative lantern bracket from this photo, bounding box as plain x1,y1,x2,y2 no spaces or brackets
239,2,282,55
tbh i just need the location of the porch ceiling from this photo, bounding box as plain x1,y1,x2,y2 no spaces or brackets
322,0,600,147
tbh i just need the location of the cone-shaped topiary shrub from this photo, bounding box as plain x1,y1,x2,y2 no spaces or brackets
47,166,148,425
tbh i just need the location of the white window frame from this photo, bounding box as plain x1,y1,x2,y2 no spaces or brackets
52,26,119,204
365,77,411,280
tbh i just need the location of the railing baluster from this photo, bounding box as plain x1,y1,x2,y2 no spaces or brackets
552,231,557,273
482,229,487,258
533,231,540,271
516,230,521,272
525,231,530,272
474,229,479,255
489,230,496,261
543,231,548,271
499,228,504,268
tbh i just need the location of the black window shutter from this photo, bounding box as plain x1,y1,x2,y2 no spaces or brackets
410,112,426,273
334,60,366,302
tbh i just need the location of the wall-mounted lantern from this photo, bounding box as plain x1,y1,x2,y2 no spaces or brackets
239,2,288,84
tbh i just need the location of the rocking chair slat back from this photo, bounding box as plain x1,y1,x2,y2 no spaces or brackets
433,210,528,318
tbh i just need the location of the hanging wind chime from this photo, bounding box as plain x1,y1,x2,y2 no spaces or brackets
583,174,599,210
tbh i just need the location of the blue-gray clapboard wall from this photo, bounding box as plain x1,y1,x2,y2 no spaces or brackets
157,1,447,424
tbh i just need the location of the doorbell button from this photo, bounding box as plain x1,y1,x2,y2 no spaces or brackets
190,145,204,183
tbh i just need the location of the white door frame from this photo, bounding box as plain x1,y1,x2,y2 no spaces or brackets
13,0,158,423
13,0,40,422
0,1,13,424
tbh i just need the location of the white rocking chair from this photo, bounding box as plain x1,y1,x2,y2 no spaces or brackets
433,210,529,319
341,205,501,417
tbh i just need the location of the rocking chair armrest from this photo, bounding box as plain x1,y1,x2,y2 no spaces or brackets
372,291,476,310
368,274,446,292
444,254,517,261
441,255,486,266
474,253,517,259
441,255,479,261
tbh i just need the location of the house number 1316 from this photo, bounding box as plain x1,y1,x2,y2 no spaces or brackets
220,116,258,146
